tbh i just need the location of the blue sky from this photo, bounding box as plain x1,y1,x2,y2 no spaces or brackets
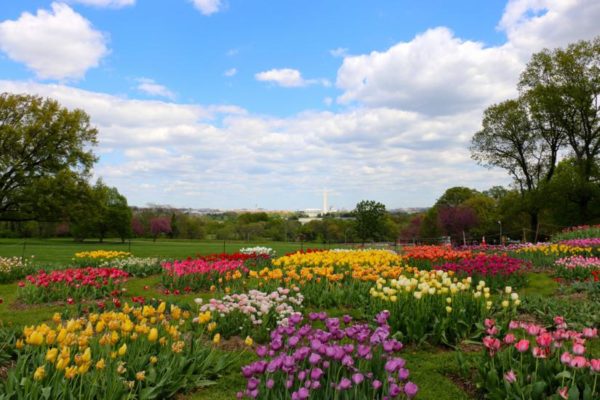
1,0,599,210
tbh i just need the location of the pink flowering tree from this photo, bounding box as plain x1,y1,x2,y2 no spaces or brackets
150,217,171,242
131,217,145,237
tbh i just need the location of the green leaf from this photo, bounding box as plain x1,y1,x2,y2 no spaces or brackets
555,371,572,380
567,386,580,400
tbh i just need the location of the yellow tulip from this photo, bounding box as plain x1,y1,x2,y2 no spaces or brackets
46,348,59,363
95,359,106,370
212,333,221,344
65,366,78,379
118,343,127,356
81,348,91,363
244,336,253,346
148,328,158,342
33,366,45,381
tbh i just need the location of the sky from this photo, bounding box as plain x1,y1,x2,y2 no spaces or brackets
1,0,600,211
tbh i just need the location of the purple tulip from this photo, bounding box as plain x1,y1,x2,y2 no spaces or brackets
398,368,410,380
256,346,268,358
337,378,352,390
404,382,419,398
352,373,364,385
310,368,323,380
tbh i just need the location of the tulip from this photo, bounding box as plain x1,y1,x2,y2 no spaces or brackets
515,339,529,353
503,370,516,384
33,366,45,381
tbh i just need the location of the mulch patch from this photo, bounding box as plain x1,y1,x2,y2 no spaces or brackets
445,370,480,399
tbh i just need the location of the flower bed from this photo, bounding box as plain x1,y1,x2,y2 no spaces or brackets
73,250,132,267
474,317,599,399
401,245,473,270
554,256,600,281
161,258,248,292
0,256,35,284
238,311,418,399
99,256,163,277
514,244,592,268
552,224,600,241
437,254,529,289
369,270,519,345
195,287,303,342
17,267,129,304
1,303,234,399
251,250,407,308
559,238,600,248
239,246,276,257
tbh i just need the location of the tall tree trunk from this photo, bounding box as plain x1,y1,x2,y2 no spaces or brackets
529,212,539,242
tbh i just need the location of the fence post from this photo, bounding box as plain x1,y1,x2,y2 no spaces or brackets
21,238,27,261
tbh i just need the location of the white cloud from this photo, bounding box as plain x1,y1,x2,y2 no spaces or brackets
136,78,176,99
336,0,600,116
330,47,348,57
0,3,108,80
255,68,330,88
224,68,237,77
336,27,522,115
499,0,600,56
191,0,223,15
66,0,135,8
0,79,508,208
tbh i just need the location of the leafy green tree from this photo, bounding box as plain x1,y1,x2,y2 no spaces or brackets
353,200,387,244
435,187,478,207
520,37,600,220
0,93,97,222
471,98,557,239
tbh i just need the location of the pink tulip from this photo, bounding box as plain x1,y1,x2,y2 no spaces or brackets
503,370,516,384
569,356,588,369
536,333,553,348
560,352,572,365
572,343,585,355
503,334,515,344
515,339,529,353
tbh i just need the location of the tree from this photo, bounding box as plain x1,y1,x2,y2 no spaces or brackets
435,187,478,207
131,217,145,237
353,200,387,244
437,206,478,243
519,37,600,220
68,180,131,242
150,217,171,241
471,98,554,238
0,93,97,222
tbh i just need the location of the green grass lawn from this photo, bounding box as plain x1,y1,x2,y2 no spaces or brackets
0,238,343,264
